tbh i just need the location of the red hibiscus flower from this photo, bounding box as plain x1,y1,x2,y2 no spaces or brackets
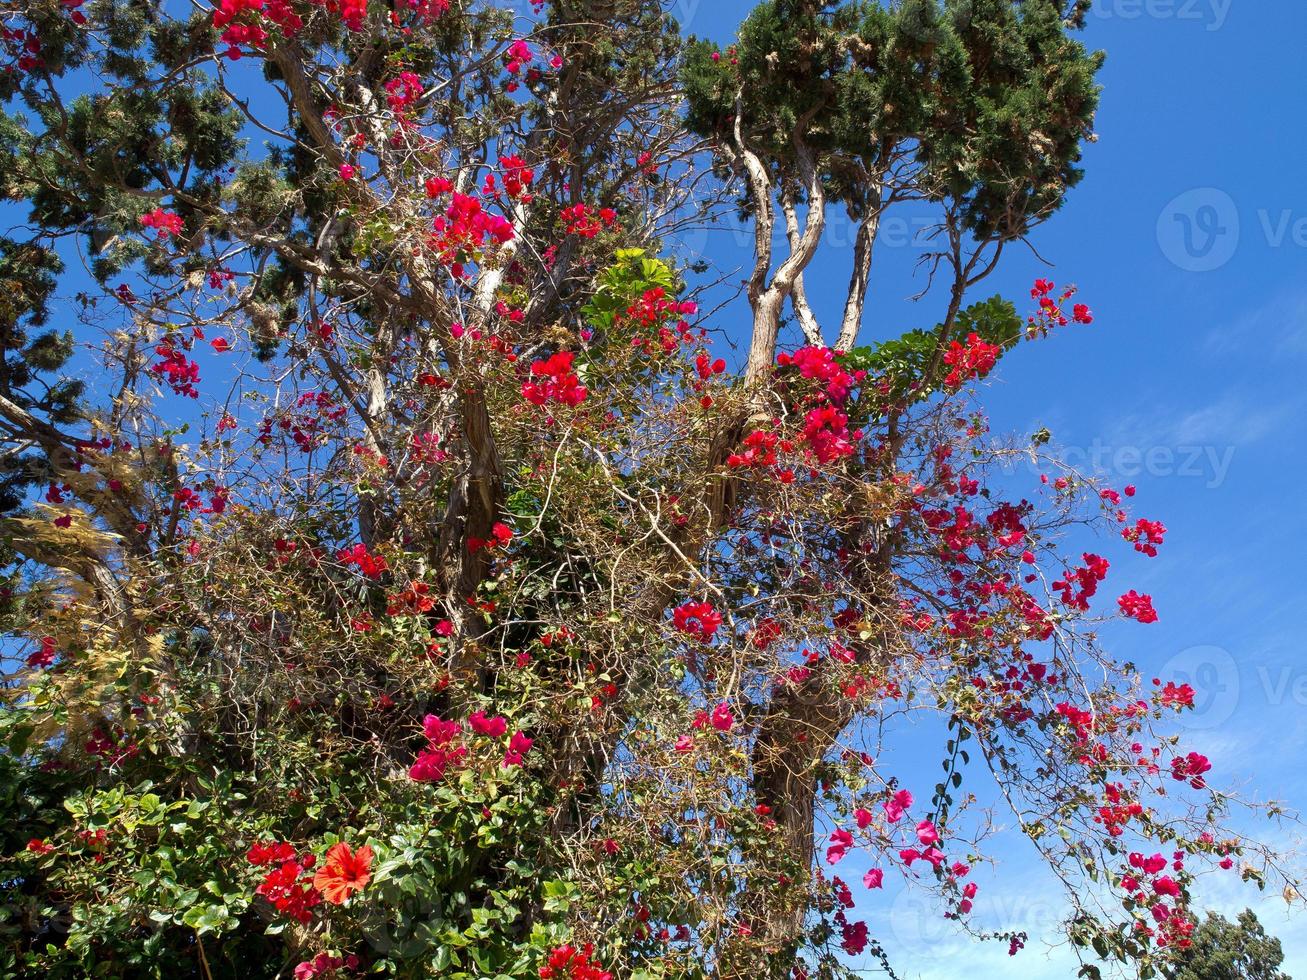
312,842,374,905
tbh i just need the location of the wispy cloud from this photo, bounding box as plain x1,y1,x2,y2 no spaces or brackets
1204,288,1307,359
1170,394,1296,445
1098,391,1297,451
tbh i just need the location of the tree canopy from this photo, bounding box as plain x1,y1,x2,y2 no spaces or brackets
1168,910,1292,980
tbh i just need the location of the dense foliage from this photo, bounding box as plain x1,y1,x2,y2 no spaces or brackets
1168,910,1291,980
0,0,1295,978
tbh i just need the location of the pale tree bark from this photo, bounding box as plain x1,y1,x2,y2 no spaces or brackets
742,128,826,387
834,161,887,351
835,205,880,351
780,182,825,347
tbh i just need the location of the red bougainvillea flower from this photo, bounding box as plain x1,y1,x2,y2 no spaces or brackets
749,617,783,649
294,953,360,980
827,828,854,865
139,207,183,239
1131,852,1169,875
863,868,883,889
26,838,54,855
469,710,508,737
1119,590,1159,624
409,714,467,782
1154,876,1182,898
409,744,465,782
883,789,913,823
915,820,940,847
252,847,321,923
469,521,514,552
840,918,869,955
709,701,735,733
26,635,57,669
423,714,461,744
1123,517,1167,556
1157,681,1195,710
672,600,722,642
149,337,201,397
539,942,612,980
247,840,298,866
560,203,618,238
337,543,388,579
313,842,374,905
800,404,855,463
503,730,533,767
942,332,1002,390
1170,752,1212,789
522,351,587,406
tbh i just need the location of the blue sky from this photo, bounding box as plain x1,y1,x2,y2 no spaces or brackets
673,0,1307,975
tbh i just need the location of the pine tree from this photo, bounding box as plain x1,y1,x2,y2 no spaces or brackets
1169,910,1292,980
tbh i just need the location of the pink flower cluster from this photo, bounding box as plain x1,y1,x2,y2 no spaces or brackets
409,711,533,781
139,208,183,238
149,337,201,398
1028,278,1094,334
1053,552,1110,610
1123,517,1167,556
1120,850,1198,950
942,332,1001,390
1118,590,1159,624
384,71,423,113
672,600,721,642
774,346,864,465
337,543,388,579
211,0,304,60
561,203,617,238
623,287,699,358
690,702,735,734
294,953,359,980
522,352,587,407
431,193,515,274
538,943,611,980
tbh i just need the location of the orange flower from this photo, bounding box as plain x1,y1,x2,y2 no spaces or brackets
312,842,373,905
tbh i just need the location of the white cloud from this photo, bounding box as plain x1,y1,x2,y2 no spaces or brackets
1204,288,1307,359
